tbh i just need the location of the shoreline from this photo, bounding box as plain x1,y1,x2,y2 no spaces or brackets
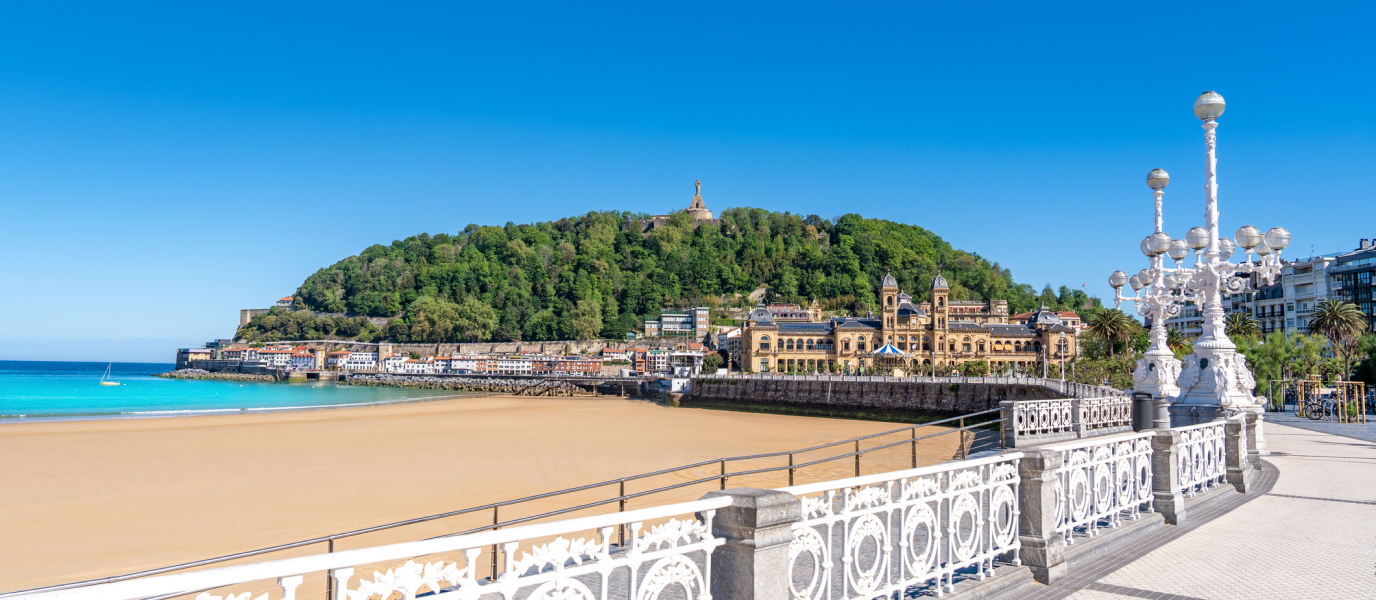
0,392,475,424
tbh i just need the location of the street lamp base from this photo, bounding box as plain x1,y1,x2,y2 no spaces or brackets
1132,353,1182,398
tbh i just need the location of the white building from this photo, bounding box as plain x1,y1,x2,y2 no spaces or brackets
344,351,379,370
716,327,741,370
258,348,295,368
1283,256,1336,334
643,307,711,338
290,352,317,370
382,353,407,373
449,357,479,373
403,358,437,374
495,356,533,375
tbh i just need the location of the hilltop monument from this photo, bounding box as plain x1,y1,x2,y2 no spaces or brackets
629,179,721,232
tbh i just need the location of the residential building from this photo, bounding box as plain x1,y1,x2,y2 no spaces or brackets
1011,310,1081,332
382,353,407,373
449,356,480,373
1332,238,1376,333
325,350,352,370
344,351,379,370
716,327,742,369
403,358,437,374
494,356,533,375
174,348,215,369
742,274,1077,374
744,300,824,324
276,296,295,308
258,348,295,368
644,307,711,338
290,352,318,370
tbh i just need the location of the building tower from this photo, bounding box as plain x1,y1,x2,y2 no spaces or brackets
881,272,899,341
931,272,949,357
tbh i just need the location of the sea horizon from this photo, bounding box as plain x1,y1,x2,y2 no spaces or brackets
0,360,464,421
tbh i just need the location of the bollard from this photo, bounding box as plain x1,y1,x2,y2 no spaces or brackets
700,488,801,600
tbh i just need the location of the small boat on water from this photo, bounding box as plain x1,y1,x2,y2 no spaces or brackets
99,363,120,386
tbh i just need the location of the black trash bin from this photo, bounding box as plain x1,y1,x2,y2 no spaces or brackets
1131,392,1155,431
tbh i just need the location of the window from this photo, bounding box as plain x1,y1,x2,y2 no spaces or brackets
759,335,770,351
760,359,770,372
978,341,985,352
938,298,945,307
786,339,795,350
888,296,894,306
843,340,851,351
806,339,815,351
825,340,834,351
898,342,907,350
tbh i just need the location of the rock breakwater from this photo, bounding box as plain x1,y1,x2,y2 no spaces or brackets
158,369,280,383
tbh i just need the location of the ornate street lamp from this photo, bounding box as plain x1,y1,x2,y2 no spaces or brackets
1108,91,1290,431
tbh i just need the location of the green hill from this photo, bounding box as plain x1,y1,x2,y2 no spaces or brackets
235,208,1096,343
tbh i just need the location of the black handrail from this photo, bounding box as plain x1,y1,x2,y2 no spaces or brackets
0,408,1003,598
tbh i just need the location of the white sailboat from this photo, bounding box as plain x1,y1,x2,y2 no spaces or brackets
99,363,120,386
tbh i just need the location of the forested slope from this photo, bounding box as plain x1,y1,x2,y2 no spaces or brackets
235,208,1094,343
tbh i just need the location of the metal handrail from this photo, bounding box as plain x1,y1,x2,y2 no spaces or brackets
1,408,1003,598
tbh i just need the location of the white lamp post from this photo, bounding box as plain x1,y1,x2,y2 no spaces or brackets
1108,91,1289,434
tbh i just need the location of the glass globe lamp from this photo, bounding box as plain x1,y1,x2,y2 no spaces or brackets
1146,168,1170,190
1109,270,1129,289
1219,237,1236,260
1254,240,1272,256
1193,91,1226,121
1137,268,1152,285
1129,275,1144,291
1140,236,1155,257
1148,232,1173,255
1235,226,1263,250
1265,227,1291,251
1168,239,1190,261
1185,227,1210,250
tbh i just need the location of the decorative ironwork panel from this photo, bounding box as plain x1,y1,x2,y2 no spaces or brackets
1046,432,1154,544
1014,399,1074,438
781,453,1023,599
1078,397,1133,433
1174,420,1227,497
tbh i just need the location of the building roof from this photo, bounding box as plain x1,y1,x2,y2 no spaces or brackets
986,324,1039,338
896,302,926,317
279,296,294,302
1027,305,1062,327
932,273,949,289
882,273,898,288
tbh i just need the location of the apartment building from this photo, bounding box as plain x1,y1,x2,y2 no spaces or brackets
1331,238,1376,333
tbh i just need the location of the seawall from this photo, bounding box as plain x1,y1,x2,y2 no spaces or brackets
157,369,282,383
686,377,1064,419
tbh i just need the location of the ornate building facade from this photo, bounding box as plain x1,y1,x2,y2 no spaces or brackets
741,274,1079,374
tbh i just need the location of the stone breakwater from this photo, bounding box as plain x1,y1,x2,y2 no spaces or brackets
688,378,1059,417
157,369,280,383
343,373,532,392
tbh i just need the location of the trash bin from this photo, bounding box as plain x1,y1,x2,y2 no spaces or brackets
1132,392,1155,431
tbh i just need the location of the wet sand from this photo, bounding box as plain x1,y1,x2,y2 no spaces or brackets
1,395,966,592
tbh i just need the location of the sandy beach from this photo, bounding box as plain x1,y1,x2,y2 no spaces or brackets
1,395,967,593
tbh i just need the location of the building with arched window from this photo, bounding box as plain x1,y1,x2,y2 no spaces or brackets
741,272,1080,373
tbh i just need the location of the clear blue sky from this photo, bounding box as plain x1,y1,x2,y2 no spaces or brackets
2,2,1373,363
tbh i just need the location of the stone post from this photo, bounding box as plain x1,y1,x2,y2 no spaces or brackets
1000,400,1016,448
1151,429,1187,525
1152,398,1171,430
700,488,801,600
1017,449,1067,584
1071,398,1088,439
1224,416,1254,493
1244,412,1262,469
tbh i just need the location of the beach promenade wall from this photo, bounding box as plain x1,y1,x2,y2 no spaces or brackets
686,375,1065,417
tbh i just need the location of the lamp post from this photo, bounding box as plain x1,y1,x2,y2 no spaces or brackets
1058,331,1066,382
1109,91,1289,432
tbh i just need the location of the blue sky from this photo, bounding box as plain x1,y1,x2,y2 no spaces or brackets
2,2,1373,362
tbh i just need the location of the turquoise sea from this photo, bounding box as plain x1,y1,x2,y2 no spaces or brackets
0,360,462,420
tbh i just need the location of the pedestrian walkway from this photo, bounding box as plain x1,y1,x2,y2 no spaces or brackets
1265,409,1376,443
1028,422,1376,600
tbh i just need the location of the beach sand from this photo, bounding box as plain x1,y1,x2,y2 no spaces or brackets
1,395,967,593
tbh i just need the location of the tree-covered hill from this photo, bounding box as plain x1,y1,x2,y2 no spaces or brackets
235,208,1096,343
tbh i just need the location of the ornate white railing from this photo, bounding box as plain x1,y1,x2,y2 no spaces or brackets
1001,397,1135,447
1012,399,1075,438
1043,432,1154,543
1174,419,1228,498
16,497,733,600
776,452,1024,599
1078,397,1133,433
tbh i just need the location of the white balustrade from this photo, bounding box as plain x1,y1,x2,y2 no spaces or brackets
1012,399,1075,439
1043,431,1155,543
1174,419,1227,497
777,453,1024,599
17,498,733,600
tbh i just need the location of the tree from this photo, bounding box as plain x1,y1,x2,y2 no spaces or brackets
1086,309,1139,358
1224,312,1260,339
455,297,499,342
1310,299,1370,379
1166,328,1193,360
702,352,724,373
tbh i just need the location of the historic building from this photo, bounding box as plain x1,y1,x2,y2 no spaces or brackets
741,273,1079,374
629,180,722,232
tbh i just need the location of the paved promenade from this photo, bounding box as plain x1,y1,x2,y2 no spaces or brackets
1032,421,1376,600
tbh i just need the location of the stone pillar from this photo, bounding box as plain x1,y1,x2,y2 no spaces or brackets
1225,416,1254,493
1017,449,1067,584
1151,429,1187,525
1000,400,1017,448
1244,412,1263,468
700,488,801,600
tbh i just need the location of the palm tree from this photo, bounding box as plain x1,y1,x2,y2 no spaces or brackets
1310,299,1370,379
1165,327,1193,358
1224,312,1261,339
1087,309,1138,357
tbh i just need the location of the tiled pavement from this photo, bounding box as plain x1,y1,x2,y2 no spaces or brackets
1264,410,1376,443
1022,422,1376,600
